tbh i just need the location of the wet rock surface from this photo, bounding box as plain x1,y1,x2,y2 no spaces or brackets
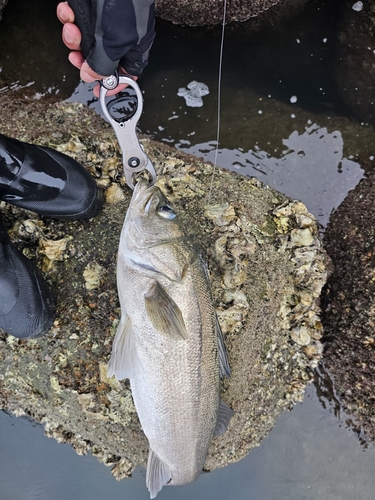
0,0,306,29
0,0,7,20
323,170,375,441
154,0,307,26
0,96,329,478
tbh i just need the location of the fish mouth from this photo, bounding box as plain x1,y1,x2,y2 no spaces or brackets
132,179,160,214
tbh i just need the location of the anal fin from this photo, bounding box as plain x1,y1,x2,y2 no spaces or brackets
107,314,142,380
214,399,234,437
146,448,172,499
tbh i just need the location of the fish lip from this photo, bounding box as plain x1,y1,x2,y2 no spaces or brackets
132,180,159,214
132,179,150,201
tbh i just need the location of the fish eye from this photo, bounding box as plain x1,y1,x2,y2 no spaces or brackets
157,205,177,219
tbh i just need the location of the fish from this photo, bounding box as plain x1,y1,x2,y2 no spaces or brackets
108,179,233,498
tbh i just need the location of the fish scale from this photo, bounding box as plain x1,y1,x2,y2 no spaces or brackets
108,180,232,498
131,261,220,485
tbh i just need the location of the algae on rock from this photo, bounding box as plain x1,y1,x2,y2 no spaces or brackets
0,98,330,478
323,171,375,442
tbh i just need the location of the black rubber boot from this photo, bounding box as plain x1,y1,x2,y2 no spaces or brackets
0,219,55,338
0,134,103,219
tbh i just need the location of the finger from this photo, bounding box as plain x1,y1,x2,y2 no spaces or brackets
57,2,75,24
92,71,139,98
93,83,129,98
62,23,81,50
119,68,138,81
68,51,85,70
93,84,101,98
80,61,106,83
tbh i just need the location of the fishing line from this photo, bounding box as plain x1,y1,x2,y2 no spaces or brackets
207,0,227,203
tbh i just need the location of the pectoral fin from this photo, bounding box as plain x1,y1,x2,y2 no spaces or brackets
107,314,142,380
145,281,188,340
146,448,172,499
216,315,231,378
214,399,234,437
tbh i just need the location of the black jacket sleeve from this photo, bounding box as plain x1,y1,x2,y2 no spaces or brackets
68,0,155,77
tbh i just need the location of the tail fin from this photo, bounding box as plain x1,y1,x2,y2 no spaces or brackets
146,448,172,499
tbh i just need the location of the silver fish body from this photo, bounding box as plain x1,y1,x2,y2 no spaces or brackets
108,180,232,498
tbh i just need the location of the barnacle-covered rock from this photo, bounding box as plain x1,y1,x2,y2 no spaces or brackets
83,262,104,291
0,98,330,479
10,218,45,242
105,183,126,204
39,236,73,272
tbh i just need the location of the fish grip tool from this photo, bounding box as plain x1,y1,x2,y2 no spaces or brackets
100,76,157,189
67,0,157,189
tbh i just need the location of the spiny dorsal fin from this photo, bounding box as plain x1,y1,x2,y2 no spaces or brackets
145,281,188,340
214,399,234,437
216,314,231,378
146,448,172,499
107,314,142,380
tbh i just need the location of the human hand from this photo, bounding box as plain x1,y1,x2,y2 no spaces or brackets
56,1,137,97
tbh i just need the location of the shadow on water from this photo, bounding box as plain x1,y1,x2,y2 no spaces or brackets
1,0,375,498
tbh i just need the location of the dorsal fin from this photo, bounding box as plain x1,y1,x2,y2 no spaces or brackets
200,257,231,378
216,315,231,377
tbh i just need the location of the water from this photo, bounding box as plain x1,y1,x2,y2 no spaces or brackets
2,380,375,500
65,0,371,227
1,0,374,498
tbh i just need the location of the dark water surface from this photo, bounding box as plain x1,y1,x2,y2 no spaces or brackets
1,0,375,498
67,0,372,226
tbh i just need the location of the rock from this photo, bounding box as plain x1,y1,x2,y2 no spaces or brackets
290,327,311,346
39,236,73,272
83,262,104,291
0,97,330,478
335,0,375,126
154,0,308,26
105,183,126,204
323,171,375,441
0,0,7,21
290,228,315,247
